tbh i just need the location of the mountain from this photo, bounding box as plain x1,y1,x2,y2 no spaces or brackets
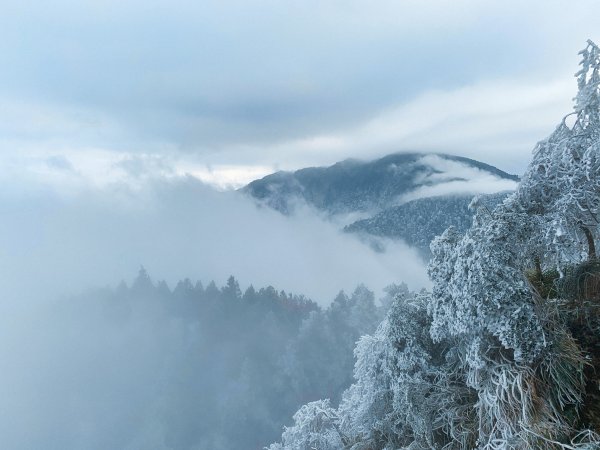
344,192,510,256
243,152,518,216
244,152,519,256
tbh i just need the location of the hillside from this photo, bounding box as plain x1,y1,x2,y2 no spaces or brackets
244,152,518,255
244,152,518,215
344,192,510,255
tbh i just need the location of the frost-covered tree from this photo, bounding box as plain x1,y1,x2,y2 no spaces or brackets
424,41,600,448
267,400,345,450
269,41,600,450
337,292,473,450
280,286,382,407
511,40,600,267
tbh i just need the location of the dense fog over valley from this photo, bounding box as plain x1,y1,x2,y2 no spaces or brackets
0,173,428,449
0,175,429,308
0,270,396,449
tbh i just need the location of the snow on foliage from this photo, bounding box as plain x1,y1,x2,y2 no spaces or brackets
512,40,600,267
267,400,344,450
269,41,600,450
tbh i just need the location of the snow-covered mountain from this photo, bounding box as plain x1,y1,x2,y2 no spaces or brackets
244,152,519,255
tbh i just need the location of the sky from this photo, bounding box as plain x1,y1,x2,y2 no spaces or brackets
2,0,600,189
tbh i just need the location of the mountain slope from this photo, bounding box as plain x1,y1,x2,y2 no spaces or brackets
244,152,518,215
244,152,519,256
344,192,510,255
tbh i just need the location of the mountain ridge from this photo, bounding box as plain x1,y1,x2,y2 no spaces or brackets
243,152,518,215
243,152,519,255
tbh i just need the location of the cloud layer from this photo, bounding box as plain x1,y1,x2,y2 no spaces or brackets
2,0,600,184
0,177,429,309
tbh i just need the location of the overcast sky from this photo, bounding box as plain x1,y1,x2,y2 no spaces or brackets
2,0,600,189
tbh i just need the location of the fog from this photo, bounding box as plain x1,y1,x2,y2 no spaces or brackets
0,174,428,449
400,154,519,202
0,175,428,308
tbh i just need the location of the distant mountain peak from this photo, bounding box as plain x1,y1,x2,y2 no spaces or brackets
244,152,518,215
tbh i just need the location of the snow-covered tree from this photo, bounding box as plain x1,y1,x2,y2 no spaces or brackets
267,400,345,450
510,40,600,268
269,41,600,450
337,292,468,450
424,41,600,448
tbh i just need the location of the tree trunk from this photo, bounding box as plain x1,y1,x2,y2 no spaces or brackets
581,225,597,260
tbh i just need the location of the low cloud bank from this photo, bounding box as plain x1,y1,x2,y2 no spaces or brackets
0,175,429,449
0,175,429,308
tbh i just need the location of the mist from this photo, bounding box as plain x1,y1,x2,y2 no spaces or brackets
0,173,429,449
0,175,428,309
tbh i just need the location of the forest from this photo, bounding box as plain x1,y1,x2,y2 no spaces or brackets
9,267,405,449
